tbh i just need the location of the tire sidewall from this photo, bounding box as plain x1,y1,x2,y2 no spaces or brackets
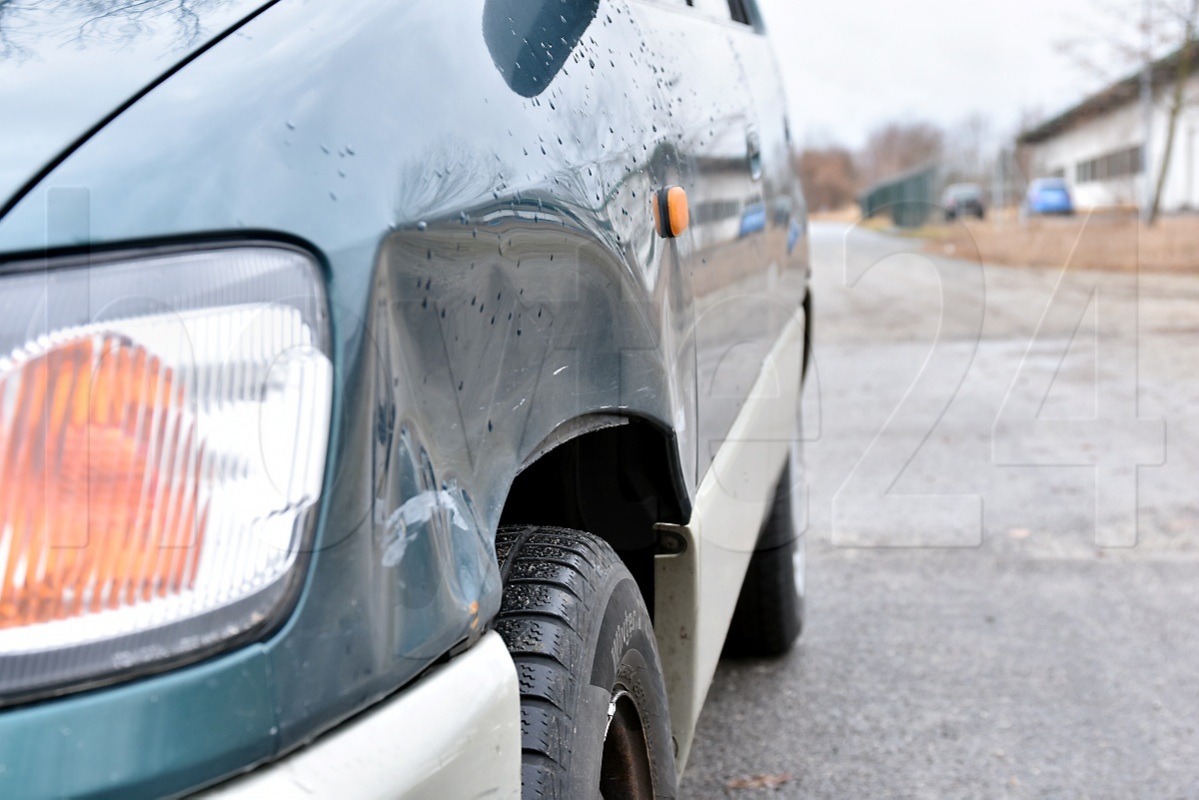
570,574,677,799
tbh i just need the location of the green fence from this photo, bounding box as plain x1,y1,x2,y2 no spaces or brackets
859,163,938,228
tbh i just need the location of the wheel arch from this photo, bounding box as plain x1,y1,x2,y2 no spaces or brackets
498,413,690,612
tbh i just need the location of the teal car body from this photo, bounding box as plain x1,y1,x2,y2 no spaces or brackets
0,0,808,795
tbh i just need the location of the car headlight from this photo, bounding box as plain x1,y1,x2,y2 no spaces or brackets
0,244,332,703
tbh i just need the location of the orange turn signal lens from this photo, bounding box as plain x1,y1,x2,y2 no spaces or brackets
0,334,207,630
0,247,331,703
653,185,690,239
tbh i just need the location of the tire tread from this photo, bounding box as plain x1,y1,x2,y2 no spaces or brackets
494,525,626,798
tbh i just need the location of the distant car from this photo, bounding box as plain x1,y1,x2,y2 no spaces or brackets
941,183,986,221
1025,178,1075,216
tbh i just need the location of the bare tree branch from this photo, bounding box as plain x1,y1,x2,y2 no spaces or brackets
0,0,231,59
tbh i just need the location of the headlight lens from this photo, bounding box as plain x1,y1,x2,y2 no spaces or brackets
0,245,332,702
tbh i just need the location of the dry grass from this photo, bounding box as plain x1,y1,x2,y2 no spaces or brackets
923,211,1199,273
809,205,862,223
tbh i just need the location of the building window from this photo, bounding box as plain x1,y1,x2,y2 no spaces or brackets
1076,145,1143,184
728,0,752,23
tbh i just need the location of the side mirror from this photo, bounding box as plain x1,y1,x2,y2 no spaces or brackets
483,0,600,98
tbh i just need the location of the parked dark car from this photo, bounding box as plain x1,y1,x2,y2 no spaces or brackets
1025,177,1075,215
0,0,810,797
941,182,986,220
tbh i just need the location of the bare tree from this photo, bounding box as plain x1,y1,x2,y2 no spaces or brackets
796,145,857,212
857,120,943,188
1149,0,1199,222
1012,107,1046,184
942,114,996,186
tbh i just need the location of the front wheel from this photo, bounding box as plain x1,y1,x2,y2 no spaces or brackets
494,526,678,800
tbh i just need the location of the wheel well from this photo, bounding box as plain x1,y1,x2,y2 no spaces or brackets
498,417,689,614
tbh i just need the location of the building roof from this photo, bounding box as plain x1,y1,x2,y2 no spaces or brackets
1018,43,1195,145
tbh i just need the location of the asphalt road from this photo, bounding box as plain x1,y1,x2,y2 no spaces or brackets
683,222,1199,798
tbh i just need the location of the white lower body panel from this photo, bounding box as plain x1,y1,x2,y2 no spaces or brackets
202,632,521,800
655,307,805,775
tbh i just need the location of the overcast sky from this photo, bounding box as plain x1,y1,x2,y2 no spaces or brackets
757,0,1118,148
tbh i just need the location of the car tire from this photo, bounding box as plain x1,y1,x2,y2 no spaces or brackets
494,526,678,800
722,453,806,658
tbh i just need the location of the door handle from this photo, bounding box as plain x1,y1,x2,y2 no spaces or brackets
746,129,762,181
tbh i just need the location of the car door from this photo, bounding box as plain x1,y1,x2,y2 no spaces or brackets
629,0,809,772
633,0,800,480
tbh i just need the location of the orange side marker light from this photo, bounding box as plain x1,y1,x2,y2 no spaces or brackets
653,186,689,239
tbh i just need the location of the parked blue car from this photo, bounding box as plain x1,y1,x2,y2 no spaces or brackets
0,0,810,797
1025,178,1075,216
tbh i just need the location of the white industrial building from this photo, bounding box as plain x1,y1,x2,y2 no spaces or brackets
1019,46,1199,212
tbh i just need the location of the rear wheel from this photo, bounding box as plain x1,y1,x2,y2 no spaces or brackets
494,526,677,799
722,449,806,658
